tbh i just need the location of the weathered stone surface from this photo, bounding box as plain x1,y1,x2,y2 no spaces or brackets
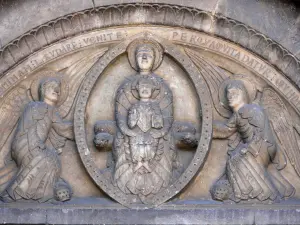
0,0,299,58
1,200,300,224
216,0,300,58
93,0,220,11
0,0,94,47
1,0,300,224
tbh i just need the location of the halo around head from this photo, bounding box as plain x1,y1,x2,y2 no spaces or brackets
127,38,164,71
131,76,161,100
218,74,257,110
30,70,69,106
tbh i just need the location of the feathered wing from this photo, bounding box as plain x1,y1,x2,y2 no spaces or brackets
0,86,32,193
185,48,231,118
58,47,108,119
262,88,300,177
0,47,108,194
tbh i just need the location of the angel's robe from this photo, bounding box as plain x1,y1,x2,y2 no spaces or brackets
5,101,73,202
214,103,294,201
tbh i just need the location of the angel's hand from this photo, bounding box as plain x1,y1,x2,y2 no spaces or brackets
213,120,236,139
94,132,114,150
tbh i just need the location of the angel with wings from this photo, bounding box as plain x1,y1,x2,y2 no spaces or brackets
185,48,300,202
113,40,175,202
1,77,74,202
0,47,108,202
211,79,295,202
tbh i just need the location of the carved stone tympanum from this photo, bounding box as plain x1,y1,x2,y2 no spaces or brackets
1,3,300,222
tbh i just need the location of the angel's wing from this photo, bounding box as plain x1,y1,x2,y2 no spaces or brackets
262,88,300,177
0,86,32,192
58,47,108,119
0,86,31,159
0,47,108,193
185,48,231,118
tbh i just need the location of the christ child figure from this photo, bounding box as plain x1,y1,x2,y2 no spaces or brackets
128,78,164,173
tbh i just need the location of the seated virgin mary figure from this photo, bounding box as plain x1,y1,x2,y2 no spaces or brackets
2,77,73,202
113,42,175,202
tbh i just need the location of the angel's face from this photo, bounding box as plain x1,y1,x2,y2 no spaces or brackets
136,48,154,72
44,81,61,105
227,87,244,110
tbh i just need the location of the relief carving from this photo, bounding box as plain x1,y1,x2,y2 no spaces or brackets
0,74,74,202
0,19,299,210
1,3,299,93
211,78,295,202
1,2,300,223
68,32,214,208
92,38,201,206
113,41,175,202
